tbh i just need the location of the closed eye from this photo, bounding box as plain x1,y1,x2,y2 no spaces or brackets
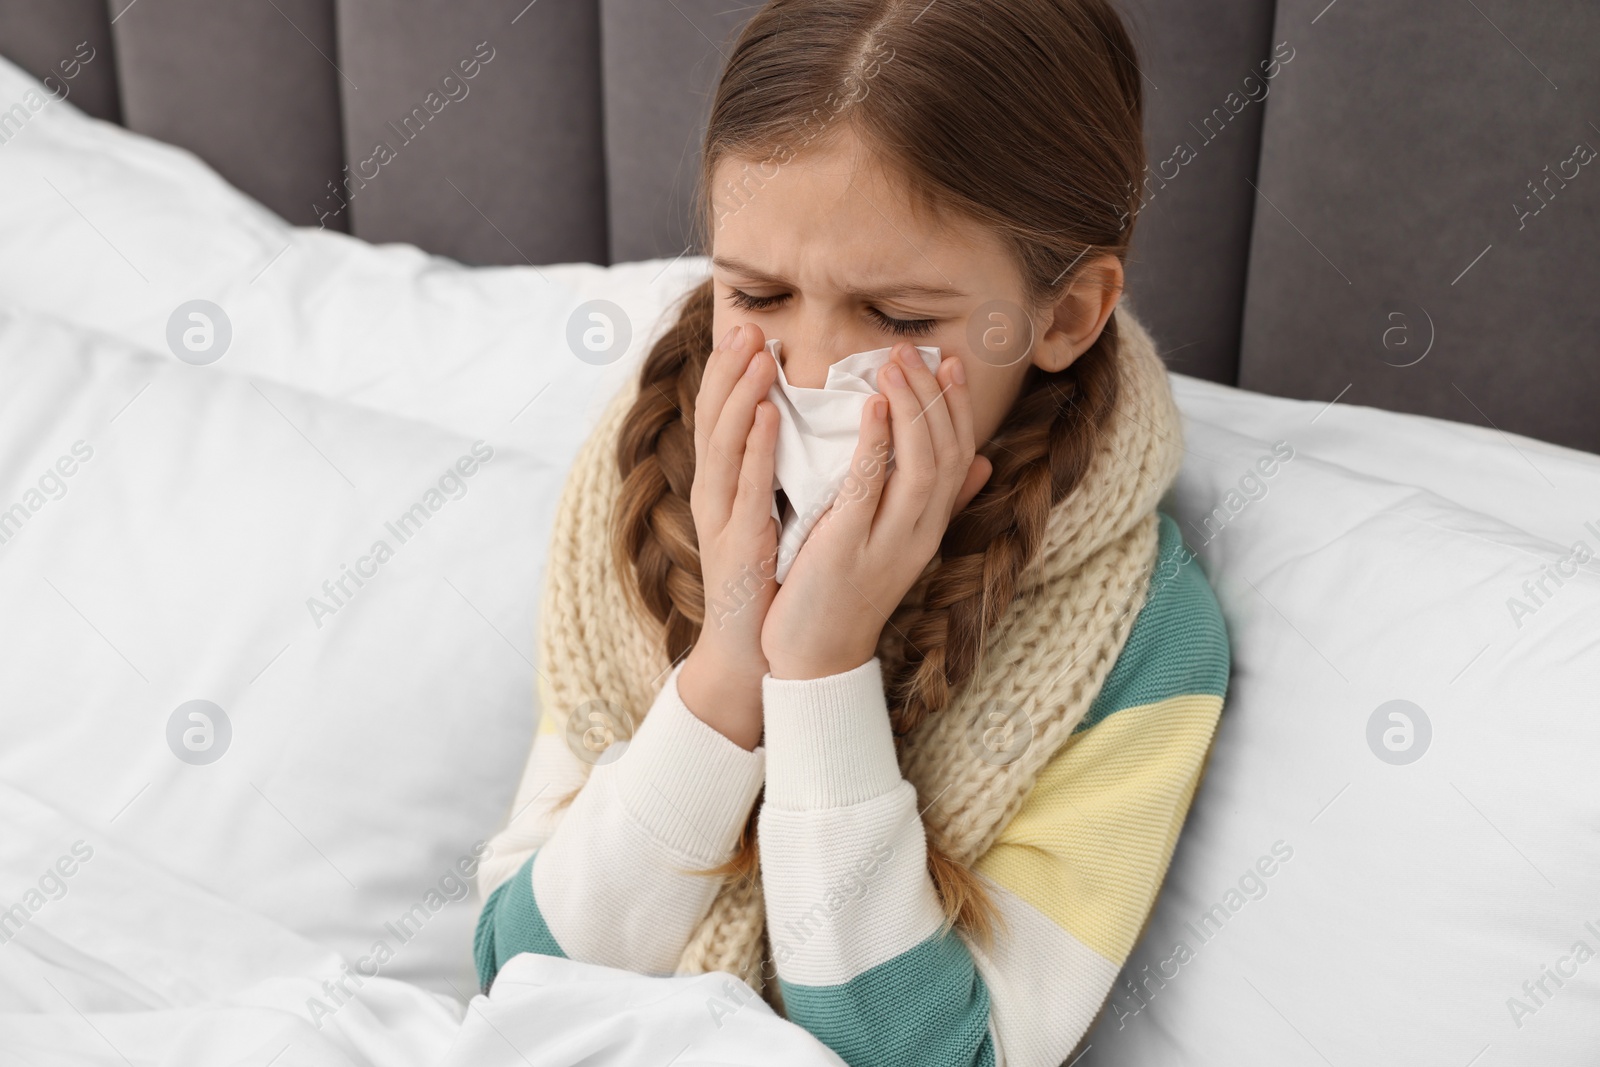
727,289,786,312
726,289,938,337
866,306,938,337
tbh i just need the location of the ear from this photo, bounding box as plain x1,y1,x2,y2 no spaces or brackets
1030,254,1125,374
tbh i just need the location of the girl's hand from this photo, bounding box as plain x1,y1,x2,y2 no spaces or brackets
677,323,780,750
761,343,993,680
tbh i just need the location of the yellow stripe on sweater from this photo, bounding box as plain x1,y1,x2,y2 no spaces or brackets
973,692,1223,964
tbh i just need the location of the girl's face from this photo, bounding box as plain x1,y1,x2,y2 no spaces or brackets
708,125,1123,448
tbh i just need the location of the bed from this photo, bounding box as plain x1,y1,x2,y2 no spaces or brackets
0,5,1597,1065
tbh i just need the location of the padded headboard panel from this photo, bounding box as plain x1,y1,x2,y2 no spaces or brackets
1,0,1595,452
1238,0,1600,456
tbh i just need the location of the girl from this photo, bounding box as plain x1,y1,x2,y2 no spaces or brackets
475,1,1230,1064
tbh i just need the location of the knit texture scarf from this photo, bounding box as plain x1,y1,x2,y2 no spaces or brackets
535,303,1185,1013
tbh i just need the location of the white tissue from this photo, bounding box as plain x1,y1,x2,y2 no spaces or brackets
763,338,942,583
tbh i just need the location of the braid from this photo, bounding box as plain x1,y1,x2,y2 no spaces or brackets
612,280,717,662
608,277,768,890
547,281,722,821
880,315,1123,944
885,314,1123,738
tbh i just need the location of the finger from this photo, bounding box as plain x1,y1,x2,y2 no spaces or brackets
732,399,779,533
828,394,893,539
876,355,937,520
694,325,742,471
897,344,957,465
703,345,777,510
934,355,977,514
897,346,969,532
940,356,976,464
694,324,762,470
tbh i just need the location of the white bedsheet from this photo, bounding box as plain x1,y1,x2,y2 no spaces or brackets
0,783,843,1067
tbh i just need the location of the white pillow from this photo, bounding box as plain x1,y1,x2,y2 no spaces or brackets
0,56,704,456
1085,376,1600,1063
0,54,706,998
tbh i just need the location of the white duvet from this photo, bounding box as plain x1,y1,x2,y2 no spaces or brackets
0,785,842,1067
0,53,1596,1067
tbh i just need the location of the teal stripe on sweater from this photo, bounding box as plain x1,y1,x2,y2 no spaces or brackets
1073,510,1230,734
474,851,565,993
780,930,996,1067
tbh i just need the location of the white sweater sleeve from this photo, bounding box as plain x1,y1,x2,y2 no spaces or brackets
756,657,948,984
478,662,767,975
756,658,997,1067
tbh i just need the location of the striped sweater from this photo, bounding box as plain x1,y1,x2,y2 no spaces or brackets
475,509,1230,1066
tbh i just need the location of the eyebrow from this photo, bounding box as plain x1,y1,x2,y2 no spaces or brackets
711,255,966,302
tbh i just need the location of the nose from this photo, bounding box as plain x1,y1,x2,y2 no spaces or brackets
772,331,843,390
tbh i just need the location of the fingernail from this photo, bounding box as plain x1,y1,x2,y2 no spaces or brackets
872,396,888,420
950,358,966,386
746,352,764,377
884,363,905,387
721,326,738,348
732,324,746,347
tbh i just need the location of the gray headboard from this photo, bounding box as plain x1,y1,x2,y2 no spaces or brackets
2,0,1596,452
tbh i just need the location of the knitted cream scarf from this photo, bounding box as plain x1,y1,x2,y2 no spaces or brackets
535,304,1184,1013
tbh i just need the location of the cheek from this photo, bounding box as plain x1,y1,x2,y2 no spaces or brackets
710,300,748,351
958,357,1027,447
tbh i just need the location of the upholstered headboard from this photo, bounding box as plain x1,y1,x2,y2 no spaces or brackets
2,0,1595,452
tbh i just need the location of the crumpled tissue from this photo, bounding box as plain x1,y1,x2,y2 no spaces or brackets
763,337,942,582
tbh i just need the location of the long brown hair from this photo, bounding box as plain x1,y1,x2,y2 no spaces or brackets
600,0,1146,950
